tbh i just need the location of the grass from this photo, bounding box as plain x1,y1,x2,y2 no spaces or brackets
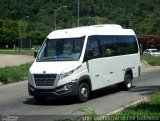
0,49,34,56
0,62,32,84
118,92,160,116
67,92,160,121
141,55,160,66
0,49,34,84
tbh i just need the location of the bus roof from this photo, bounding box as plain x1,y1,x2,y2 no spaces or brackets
47,24,135,39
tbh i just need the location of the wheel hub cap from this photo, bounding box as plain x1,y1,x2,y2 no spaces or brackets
81,88,87,98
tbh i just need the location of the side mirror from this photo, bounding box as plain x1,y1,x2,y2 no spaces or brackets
84,49,94,62
87,49,94,57
34,51,38,58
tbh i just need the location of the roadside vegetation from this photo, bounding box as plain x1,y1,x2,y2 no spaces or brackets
141,55,160,66
66,92,160,121
0,49,34,56
1,0,160,48
117,91,160,116
0,62,32,84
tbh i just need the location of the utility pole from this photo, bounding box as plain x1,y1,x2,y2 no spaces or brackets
78,0,79,27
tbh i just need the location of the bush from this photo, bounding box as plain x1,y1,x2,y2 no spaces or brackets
0,62,32,84
0,73,8,84
141,55,160,66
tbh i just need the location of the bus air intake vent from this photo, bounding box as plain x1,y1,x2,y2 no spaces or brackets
34,74,56,86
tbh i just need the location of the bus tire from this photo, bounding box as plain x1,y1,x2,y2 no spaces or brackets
123,74,132,90
78,83,89,103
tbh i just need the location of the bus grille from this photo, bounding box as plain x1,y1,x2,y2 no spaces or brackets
34,74,56,86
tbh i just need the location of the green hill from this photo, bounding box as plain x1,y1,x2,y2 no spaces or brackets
0,0,160,47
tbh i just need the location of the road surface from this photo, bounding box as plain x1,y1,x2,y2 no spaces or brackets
0,65,160,120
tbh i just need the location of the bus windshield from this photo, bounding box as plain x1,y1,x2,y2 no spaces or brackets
37,36,85,61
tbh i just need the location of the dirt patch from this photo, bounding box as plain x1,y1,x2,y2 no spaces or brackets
0,54,34,68
141,61,160,73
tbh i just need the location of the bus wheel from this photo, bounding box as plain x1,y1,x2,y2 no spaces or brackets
78,83,89,103
123,74,132,90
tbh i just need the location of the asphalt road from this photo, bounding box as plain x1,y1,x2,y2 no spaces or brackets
0,66,160,120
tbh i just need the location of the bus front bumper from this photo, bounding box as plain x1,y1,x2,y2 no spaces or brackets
28,82,79,97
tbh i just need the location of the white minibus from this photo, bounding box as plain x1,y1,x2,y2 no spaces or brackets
28,24,140,103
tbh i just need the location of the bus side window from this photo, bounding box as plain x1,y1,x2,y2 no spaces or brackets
85,36,100,59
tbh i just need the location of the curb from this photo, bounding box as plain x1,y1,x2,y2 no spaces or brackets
141,60,150,67
107,97,149,115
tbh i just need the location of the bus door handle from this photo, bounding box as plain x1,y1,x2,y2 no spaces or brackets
122,69,125,71
109,72,113,74
95,74,99,77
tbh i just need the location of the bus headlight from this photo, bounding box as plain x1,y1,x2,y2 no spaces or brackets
60,70,74,80
28,72,33,82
